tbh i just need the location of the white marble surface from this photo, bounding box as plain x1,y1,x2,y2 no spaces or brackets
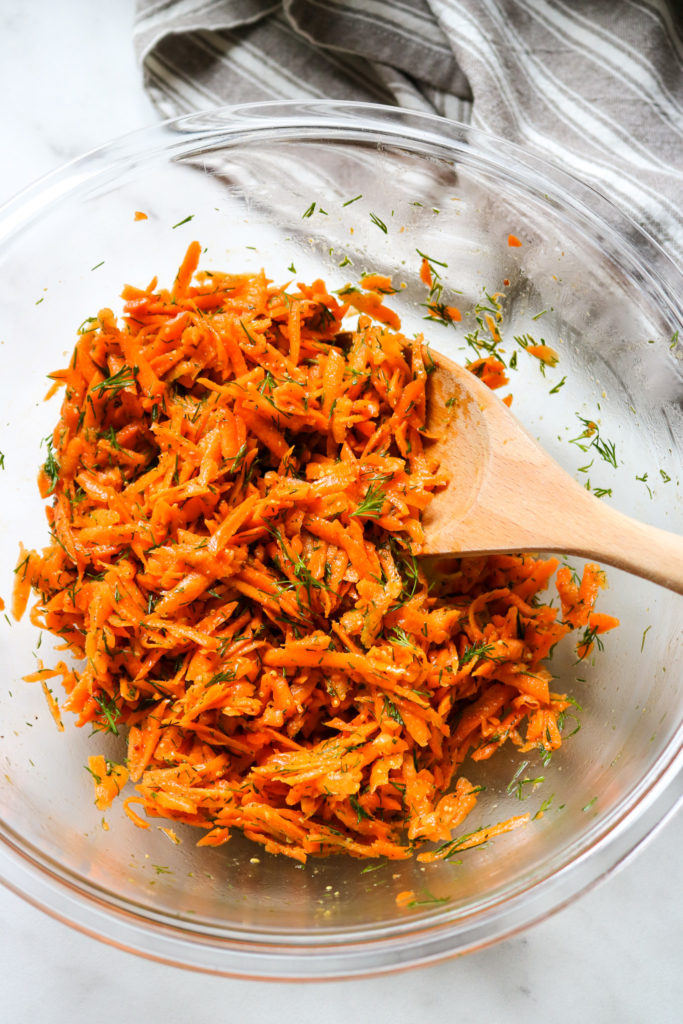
0,1,681,1018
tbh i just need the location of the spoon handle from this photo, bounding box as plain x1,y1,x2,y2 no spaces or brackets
424,352,683,594
549,483,683,596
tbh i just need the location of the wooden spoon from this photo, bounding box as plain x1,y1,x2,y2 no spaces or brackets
421,351,683,595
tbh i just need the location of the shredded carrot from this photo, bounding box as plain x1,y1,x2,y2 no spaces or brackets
339,286,401,329
360,273,395,294
526,344,559,366
395,889,416,907
417,814,530,863
508,234,523,247
15,243,616,862
87,755,129,811
22,659,66,730
134,211,148,221
158,826,181,845
467,356,509,390
41,679,64,731
484,313,501,342
425,302,461,324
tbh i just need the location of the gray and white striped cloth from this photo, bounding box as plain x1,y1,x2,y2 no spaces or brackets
134,0,683,263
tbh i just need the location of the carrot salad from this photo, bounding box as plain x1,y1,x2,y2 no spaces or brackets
14,242,617,863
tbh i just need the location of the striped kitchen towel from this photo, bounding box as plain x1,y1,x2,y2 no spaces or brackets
134,0,683,263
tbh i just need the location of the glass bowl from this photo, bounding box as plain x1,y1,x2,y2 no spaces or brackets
0,101,681,980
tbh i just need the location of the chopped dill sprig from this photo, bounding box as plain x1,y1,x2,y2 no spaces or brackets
383,697,405,725
369,212,388,233
41,435,60,494
636,471,653,498
390,627,415,648
93,693,121,735
460,640,495,666
415,248,448,271
351,479,387,519
91,365,136,397
570,415,618,468
406,891,450,908
506,761,545,800
349,794,370,822
549,376,566,395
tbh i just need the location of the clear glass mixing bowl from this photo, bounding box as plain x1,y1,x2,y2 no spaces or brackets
0,101,681,979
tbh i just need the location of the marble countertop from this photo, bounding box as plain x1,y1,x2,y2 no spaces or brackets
1,1,681,1019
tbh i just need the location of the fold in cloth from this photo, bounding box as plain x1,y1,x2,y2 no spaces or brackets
134,0,683,262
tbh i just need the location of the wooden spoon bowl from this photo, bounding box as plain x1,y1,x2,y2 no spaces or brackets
422,351,683,595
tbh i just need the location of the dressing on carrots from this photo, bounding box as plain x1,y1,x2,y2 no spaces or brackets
15,242,616,862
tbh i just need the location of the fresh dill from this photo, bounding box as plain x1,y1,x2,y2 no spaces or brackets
415,248,448,269
556,696,583,737
460,640,495,666
77,316,98,335
206,668,237,686
434,827,490,860
636,471,653,498
93,693,121,735
361,860,385,874
84,763,102,785
99,424,122,450
91,365,136,397
570,415,618,468
351,479,387,519
41,435,60,494
383,697,405,726
226,443,248,475
390,627,416,648
349,794,370,823
506,761,545,800
270,527,331,611
548,376,566,395
406,891,450,908
533,794,555,819
388,539,420,607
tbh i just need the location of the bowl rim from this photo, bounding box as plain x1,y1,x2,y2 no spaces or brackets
1,99,681,300
1,98,681,979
